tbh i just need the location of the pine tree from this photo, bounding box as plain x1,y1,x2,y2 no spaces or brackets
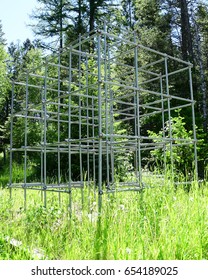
134,0,172,53
0,20,6,45
193,3,208,132
86,0,117,33
121,0,137,30
0,45,10,162
30,0,75,49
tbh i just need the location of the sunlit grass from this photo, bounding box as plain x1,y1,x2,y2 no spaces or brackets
0,175,208,260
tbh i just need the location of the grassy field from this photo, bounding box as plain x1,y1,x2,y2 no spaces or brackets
0,173,208,260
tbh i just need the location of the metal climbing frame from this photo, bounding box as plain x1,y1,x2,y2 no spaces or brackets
9,27,198,209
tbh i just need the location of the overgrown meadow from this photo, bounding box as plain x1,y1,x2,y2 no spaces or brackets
0,164,208,260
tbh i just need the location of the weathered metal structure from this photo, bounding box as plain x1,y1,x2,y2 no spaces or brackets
9,27,198,210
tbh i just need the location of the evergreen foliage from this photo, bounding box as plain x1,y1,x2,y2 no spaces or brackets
1,0,208,177
0,20,6,45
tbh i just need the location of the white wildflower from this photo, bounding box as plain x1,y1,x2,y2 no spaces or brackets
119,204,125,211
88,212,98,223
126,247,132,254
5,236,22,247
32,248,46,260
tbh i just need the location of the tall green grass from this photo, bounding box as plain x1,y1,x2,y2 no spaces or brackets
0,178,208,260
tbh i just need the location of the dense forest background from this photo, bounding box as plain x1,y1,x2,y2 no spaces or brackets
0,0,208,178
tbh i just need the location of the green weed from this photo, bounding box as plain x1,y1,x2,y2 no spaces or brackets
0,179,208,260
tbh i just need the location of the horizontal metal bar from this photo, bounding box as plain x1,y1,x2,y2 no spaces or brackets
109,61,135,69
70,48,98,59
109,92,136,101
48,62,69,70
14,81,43,90
163,102,192,112
138,58,165,71
139,69,160,77
107,187,142,193
140,110,162,118
114,116,135,123
115,107,135,114
100,30,192,66
69,31,98,49
139,75,161,85
114,111,135,118
174,181,193,185
161,65,190,79
111,99,136,106
140,104,161,111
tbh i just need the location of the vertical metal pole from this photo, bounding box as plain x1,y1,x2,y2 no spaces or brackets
40,86,44,202
43,61,48,207
134,81,138,178
24,72,29,209
164,56,174,180
92,98,96,197
108,46,114,188
160,74,167,175
97,31,103,213
188,66,198,181
134,36,142,186
68,48,72,214
9,81,15,199
85,56,90,211
78,34,84,207
85,57,90,185
103,23,110,189
57,50,61,205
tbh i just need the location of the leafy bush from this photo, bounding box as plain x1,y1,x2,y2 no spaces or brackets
148,111,195,176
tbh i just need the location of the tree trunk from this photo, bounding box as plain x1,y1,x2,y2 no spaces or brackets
3,147,6,164
179,0,193,62
194,20,207,132
78,0,82,34
89,0,96,33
